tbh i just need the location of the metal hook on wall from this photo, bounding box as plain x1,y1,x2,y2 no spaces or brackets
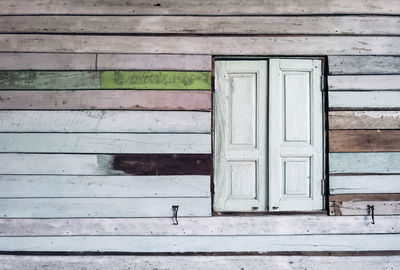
367,205,375,224
172,205,179,225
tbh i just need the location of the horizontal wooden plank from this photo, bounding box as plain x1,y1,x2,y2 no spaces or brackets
0,111,210,133
0,71,99,90
330,175,400,194
2,16,400,35
0,90,211,111
100,71,211,90
0,53,96,70
329,194,400,215
0,234,399,252
1,35,400,55
2,216,399,236
328,56,400,75
0,133,211,154
329,91,400,109
328,111,400,129
329,130,400,152
329,152,400,174
0,154,211,175
0,197,211,218
328,75,400,90
97,54,211,71
1,0,399,15
0,175,210,198
1,255,400,270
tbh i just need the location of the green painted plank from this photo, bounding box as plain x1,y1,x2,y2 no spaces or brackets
0,71,100,90
100,71,211,90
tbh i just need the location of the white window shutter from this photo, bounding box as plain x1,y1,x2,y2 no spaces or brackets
214,60,268,211
269,59,324,211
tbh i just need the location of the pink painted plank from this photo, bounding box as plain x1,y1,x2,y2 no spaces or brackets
0,90,211,111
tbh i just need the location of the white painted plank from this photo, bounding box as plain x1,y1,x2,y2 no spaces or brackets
329,91,400,109
328,56,400,75
0,111,211,133
0,198,211,218
0,133,211,154
329,153,400,174
0,175,210,198
329,75,400,90
329,111,400,129
1,216,399,236
0,234,398,252
2,16,400,35
330,175,400,194
1,0,399,15
1,35,400,55
1,255,400,270
97,54,211,70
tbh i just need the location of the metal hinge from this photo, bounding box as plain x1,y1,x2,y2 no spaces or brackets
320,76,325,91
321,178,327,195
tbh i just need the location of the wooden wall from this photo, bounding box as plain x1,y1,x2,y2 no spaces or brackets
0,0,400,267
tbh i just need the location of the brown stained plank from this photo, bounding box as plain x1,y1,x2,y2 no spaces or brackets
112,154,211,175
329,130,400,152
0,90,211,111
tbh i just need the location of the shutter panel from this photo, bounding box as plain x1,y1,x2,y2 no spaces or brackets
214,60,267,211
269,59,324,211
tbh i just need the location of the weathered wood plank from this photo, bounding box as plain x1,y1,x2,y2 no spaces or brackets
0,90,211,111
330,175,400,194
329,91,400,109
329,130,400,152
328,75,400,90
0,175,210,198
0,154,212,175
100,71,211,90
0,133,211,154
1,0,399,15
0,53,96,70
328,56,400,75
329,152,400,174
0,71,99,90
0,234,399,252
329,194,400,215
2,216,399,236
2,16,400,35
97,54,211,71
0,198,211,218
1,255,400,270
1,35,400,55
329,111,400,129
0,111,210,133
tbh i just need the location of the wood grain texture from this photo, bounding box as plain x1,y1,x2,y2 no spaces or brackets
0,175,210,198
0,133,211,154
0,111,211,133
1,0,399,15
328,75,400,90
0,198,211,218
0,53,96,70
0,234,399,252
2,216,399,236
1,255,400,270
330,175,400,194
0,154,211,175
329,194,400,215
329,152,400,174
0,71,99,90
0,90,211,111
328,56,400,75
2,16,400,35
100,71,211,90
329,111,400,129
329,130,400,152
2,35,400,55
329,91,400,110
97,54,211,71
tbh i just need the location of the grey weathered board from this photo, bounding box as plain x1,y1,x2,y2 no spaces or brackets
329,92,400,109
328,111,400,129
330,175,400,194
328,56,400,75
